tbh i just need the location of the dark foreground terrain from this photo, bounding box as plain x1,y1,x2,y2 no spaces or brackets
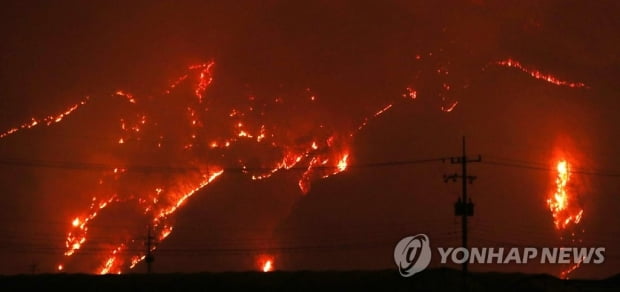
1,268,619,291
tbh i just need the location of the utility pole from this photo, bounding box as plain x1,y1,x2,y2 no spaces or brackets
444,136,481,277
145,225,155,274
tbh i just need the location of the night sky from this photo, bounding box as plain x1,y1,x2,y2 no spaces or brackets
0,0,619,279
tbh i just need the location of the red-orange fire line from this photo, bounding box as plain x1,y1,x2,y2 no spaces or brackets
122,169,224,273
35,59,419,274
190,62,215,102
496,59,587,88
63,195,119,257
441,101,458,113
0,96,90,139
98,243,125,275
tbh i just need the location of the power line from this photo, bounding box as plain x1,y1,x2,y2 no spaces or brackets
0,234,463,256
0,157,447,173
2,154,620,177
481,160,550,172
481,158,620,178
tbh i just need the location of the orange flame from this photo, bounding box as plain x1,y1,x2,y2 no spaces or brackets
262,260,273,272
547,159,585,279
98,244,125,274
337,154,349,172
258,255,274,272
547,160,583,230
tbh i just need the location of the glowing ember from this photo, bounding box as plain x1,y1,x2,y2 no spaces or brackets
189,62,215,102
356,103,395,132
561,258,583,279
441,101,459,113
403,87,417,99
115,90,137,104
374,104,393,117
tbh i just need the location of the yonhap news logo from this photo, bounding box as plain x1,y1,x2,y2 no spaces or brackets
394,233,606,277
393,234,432,277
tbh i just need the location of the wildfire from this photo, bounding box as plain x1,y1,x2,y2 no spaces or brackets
157,169,224,219
357,103,395,132
560,258,584,279
258,255,274,272
64,195,118,256
10,57,418,274
4,54,588,275
115,90,136,104
337,154,349,172
403,87,417,99
495,59,587,88
547,160,583,230
189,61,214,102
547,159,586,279
374,104,393,118
54,59,394,273
0,96,90,139
441,101,459,113
262,260,273,272
98,244,125,274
